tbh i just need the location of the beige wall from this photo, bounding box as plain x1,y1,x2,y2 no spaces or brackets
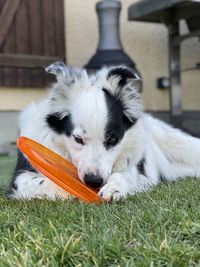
0,0,199,111
0,87,46,110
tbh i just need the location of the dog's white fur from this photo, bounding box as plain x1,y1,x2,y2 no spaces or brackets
9,63,200,201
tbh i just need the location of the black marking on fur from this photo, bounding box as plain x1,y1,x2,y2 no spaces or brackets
108,67,137,87
50,97,56,102
159,173,167,182
46,112,74,136
39,180,44,185
103,88,134,150
32,176,39,179
137,157,146,176
11,181,18,191
8,150,36,194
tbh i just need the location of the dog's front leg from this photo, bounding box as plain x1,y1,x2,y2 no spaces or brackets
98,166,158,201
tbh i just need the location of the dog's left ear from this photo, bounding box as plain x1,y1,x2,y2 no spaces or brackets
107,66,141,91
45,62,86,85
106,66,142,123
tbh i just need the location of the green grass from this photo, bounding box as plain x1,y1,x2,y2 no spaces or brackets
0,155,16,187
1,156,200,266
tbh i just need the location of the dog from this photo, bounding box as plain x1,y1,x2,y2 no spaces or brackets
8,62,200,201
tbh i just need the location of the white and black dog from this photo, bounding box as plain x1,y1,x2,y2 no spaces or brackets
8,62,200,201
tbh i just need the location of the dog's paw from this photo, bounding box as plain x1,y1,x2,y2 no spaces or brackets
98,173,128,202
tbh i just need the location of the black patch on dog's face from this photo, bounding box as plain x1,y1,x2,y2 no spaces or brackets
108,67,137,87
103,88,134,150
46,113,74,136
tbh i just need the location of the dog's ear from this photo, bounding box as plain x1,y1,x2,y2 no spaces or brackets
107,66,141,91
45,62,85,85
106,66,142,124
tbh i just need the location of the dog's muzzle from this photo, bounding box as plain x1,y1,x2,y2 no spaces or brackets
84,173,103,189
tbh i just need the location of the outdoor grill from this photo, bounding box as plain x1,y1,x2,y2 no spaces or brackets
85,0,142,91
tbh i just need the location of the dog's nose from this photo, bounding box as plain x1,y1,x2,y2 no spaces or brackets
84,173,103,188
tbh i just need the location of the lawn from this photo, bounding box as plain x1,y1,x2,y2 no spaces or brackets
1,155,200,266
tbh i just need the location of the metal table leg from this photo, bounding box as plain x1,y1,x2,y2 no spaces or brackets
168,22,182,127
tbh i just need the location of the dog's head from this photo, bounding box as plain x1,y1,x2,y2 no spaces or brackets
45,62,142,188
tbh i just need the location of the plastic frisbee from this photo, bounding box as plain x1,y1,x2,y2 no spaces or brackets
16,136,103,203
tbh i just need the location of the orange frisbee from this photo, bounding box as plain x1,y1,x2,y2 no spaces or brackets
16,136,103,203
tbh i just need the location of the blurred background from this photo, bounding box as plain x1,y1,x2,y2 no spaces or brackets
0,0,200,157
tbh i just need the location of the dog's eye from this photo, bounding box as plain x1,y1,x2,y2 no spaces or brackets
73,135,84,145
106,135,118,147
